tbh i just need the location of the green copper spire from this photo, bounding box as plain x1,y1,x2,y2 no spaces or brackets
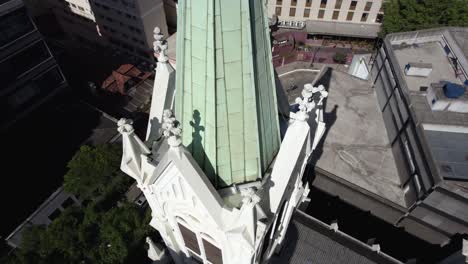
175,0,280,188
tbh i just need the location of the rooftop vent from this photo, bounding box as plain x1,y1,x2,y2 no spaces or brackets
405,62,432,77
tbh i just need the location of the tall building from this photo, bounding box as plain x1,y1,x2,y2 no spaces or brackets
0,0,67,130
267,0,383,38
117,0,337,263
47,0,169,63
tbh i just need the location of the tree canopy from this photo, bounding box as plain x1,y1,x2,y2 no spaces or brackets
6,144,154,263
381,0,468,35
64,144,130,201
10,203,152,264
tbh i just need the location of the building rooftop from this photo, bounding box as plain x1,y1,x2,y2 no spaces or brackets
392,41,463,92
271,210,401,264
279,66,408,208
305,20,380,39
101,64,152,95
450,28,468,59
386,27,468,186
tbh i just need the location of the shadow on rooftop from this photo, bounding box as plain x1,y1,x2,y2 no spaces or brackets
302,67,338,186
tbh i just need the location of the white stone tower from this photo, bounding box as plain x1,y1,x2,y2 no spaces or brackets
118,1,328,263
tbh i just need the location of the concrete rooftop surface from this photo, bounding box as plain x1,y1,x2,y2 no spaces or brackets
271,210,401,264
393,41,462,92
278,65,408,208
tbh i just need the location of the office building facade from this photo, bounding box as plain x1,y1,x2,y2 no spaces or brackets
0,0,67,129
48,0,169,63
267,0,384,38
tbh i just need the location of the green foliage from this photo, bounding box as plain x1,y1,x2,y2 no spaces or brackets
333,52,347,64
64,144,130,201
7,143,153,264
13,204,153,264
382,0,468,35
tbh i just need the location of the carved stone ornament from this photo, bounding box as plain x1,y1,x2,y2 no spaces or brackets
153,27,169,62
161,109,182,147
117,118,134,134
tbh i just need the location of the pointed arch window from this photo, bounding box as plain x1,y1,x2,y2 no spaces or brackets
178,223,200,255
176,220,224,264
202,238,222,264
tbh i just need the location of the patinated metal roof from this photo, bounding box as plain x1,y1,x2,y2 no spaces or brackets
175,0,280,188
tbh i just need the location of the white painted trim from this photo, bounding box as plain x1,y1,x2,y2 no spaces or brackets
278,69,320,77
423,123,468,134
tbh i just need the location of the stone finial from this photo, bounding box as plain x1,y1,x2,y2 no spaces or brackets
161,109,182,147
241,188,261,205
330,220,339,232
117,118,134,134
153,27,168,63
292,83,328,121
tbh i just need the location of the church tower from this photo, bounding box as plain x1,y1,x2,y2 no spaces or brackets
175,0,281,188
118,0,329,263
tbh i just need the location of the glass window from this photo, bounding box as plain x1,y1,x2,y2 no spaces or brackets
364,1,372,11
346,11,354,21
0,7,35,47
289,7,296,17
35,67,64,92
361,12,368,22
275,7,282,16
48,209,61,221
203,239,223,264
388,91,403,130
391,139,412,184
304,8,310,17
178,223,200,255
291,0,297,6
394,88,409,122
335,0,342,9
406,124,431,190
6,67,63,111
7,82,39,109
349,0,357,10
318,9,325,18
376,13,384,23
332,10,339,20
276,0,282,4
305,0,312,7
382,101,398,143
320,0,327,8
1,41,51,87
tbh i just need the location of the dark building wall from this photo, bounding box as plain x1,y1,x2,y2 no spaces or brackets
0,0,67,130
370,42,435,206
